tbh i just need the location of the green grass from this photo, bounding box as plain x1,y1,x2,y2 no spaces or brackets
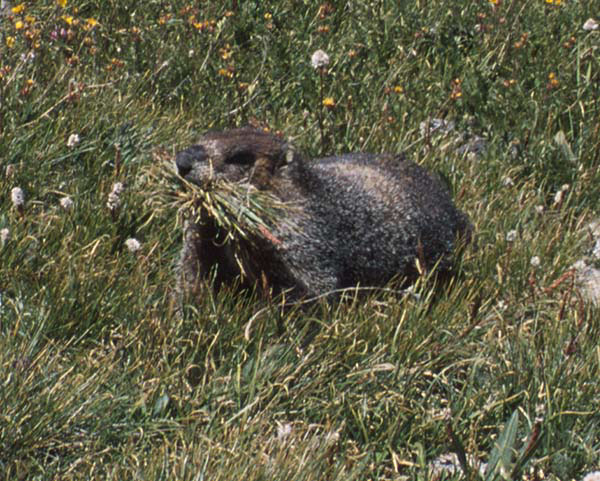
2,1,600,479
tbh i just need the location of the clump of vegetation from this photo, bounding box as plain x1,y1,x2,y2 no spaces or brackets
1,1,600,479
148,148,290,247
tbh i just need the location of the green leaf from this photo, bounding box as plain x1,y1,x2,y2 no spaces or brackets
152,393,170,417
485,409,519,481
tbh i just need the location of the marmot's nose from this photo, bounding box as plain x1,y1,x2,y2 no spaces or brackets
175,151,194,177
175,145,206,177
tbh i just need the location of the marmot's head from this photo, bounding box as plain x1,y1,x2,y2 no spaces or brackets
175,127,298,189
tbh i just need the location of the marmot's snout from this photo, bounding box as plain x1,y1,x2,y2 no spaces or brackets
175,145,207,178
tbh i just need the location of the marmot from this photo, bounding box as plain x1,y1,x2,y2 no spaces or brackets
175,127,471,301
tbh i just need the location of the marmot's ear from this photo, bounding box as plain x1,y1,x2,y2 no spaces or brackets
249,145,294,189
252,156,273,189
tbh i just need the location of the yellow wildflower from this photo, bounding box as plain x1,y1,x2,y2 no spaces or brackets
548,72,559,88
322,97,335,107
450,78,463,100
193,20,213,32
87,18,98,27
6,36,15,48
62,15,74,25
218,68,233,79
57,0,67,7
15,20,24,30
158,14,171,25
393,85,404,94
25,15,36,24
12,4,25,14
264,12,272,20
219,44,232,60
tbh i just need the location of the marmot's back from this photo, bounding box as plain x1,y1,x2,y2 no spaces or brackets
276,152,471,292
175,128,471,300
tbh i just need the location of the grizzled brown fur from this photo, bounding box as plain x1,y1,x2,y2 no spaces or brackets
175,127,471,301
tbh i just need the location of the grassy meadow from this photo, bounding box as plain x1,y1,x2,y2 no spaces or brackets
2,0,600,479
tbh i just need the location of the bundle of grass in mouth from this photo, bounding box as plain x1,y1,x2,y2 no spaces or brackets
147,146,296,290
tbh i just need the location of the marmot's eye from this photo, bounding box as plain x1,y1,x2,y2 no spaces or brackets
226,151,255,165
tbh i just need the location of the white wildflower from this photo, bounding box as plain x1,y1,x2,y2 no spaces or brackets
530,256,541,267
553,184,569,206
67,133,80,148
11,187,25,208
311,49,330,69
419,118,455,137
429,453,488,478
535,205,545,214
506,230,517,242
582,472,600,481
59,196,74,210
125,238,141,253
502,176,514,187
276,422,292,441
111,182,124,195
535,403,546,423
107,192,121,211
188,49,195,58
107,182,124,211
553,190,564,205
0,228,9,244
535,403,546,416
583,18,599,31
20,51,35,62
